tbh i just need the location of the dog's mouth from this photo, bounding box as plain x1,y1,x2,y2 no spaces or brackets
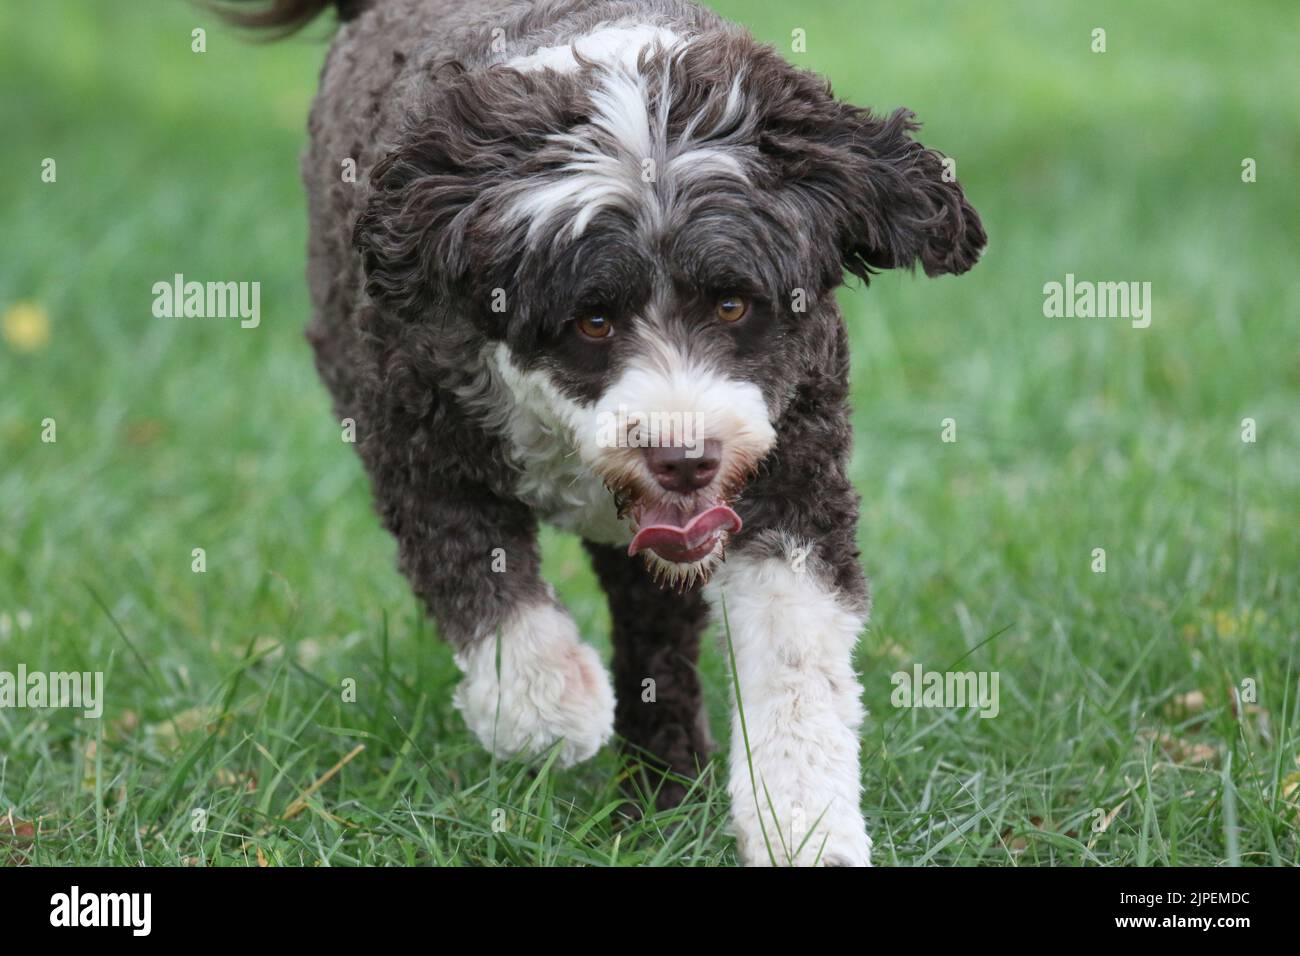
627,501,742,564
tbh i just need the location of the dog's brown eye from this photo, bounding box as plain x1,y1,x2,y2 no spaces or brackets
716,294,749,323
575,314,614,340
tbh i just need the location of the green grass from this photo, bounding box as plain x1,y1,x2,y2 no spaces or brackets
1,0,1297,866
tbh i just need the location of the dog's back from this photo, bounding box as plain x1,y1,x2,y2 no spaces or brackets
299,0,520,414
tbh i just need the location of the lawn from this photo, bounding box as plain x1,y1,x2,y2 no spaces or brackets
0,0,1297,865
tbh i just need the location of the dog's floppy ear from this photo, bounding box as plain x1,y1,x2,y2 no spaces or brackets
759,69,986,283
353,66,584,324
827,105,986,280
352,129,480,322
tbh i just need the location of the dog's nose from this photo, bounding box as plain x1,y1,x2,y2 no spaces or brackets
643,440,722,493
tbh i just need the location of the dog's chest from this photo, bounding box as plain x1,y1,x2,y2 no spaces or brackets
501,405,629,546
464,346,630,546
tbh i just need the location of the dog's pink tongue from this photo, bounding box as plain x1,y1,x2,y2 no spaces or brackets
628,505,742,563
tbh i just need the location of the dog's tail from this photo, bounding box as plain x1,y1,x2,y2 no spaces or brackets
212,0,369,36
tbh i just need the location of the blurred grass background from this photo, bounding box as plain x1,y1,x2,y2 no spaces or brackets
0,0,1297,865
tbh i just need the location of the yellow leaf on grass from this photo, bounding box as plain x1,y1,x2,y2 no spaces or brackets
2,302,51,353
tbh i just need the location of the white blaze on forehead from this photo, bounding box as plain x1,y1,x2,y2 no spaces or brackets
504,23,685,74
501,26,751,246
505,65,656,244
664,144,747,181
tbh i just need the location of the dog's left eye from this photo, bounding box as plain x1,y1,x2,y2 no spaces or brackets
575,313,614,340
715,294,749,323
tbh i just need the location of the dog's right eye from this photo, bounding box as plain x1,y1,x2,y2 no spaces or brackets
715,293,750,323
575,313,614,340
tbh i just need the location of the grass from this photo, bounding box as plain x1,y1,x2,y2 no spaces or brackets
1,0,1297,866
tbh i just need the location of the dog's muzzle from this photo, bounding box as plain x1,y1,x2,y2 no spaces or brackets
626,440,742,564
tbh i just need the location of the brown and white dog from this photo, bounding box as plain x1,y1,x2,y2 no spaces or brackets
227,0,985,865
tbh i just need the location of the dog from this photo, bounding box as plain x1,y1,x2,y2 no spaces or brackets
228,0,986,865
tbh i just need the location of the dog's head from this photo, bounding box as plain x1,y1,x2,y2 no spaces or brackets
357,27,986,585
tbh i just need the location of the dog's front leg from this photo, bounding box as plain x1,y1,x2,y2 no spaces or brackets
706,533,871,866
374,470,614,768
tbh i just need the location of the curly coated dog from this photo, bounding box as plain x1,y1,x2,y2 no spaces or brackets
228,0,985,865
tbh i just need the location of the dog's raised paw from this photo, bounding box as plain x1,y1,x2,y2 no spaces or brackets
452,601,615,767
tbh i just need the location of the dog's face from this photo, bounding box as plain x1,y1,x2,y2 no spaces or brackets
357,29,985,584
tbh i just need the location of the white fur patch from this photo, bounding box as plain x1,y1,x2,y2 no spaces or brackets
487,344,630,545
502,29,749,247
576,332,776,489
504,65,659,245
476,340,776,563
586,336,774,445
453,599,615,767
706,540,872,866
505,23,684,75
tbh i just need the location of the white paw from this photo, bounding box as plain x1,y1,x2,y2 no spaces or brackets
452,601,614,767
730,785,872,867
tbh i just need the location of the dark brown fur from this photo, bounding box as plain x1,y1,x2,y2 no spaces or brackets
584,540,712,810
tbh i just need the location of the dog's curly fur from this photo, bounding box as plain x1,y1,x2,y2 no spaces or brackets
228,0,985,864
